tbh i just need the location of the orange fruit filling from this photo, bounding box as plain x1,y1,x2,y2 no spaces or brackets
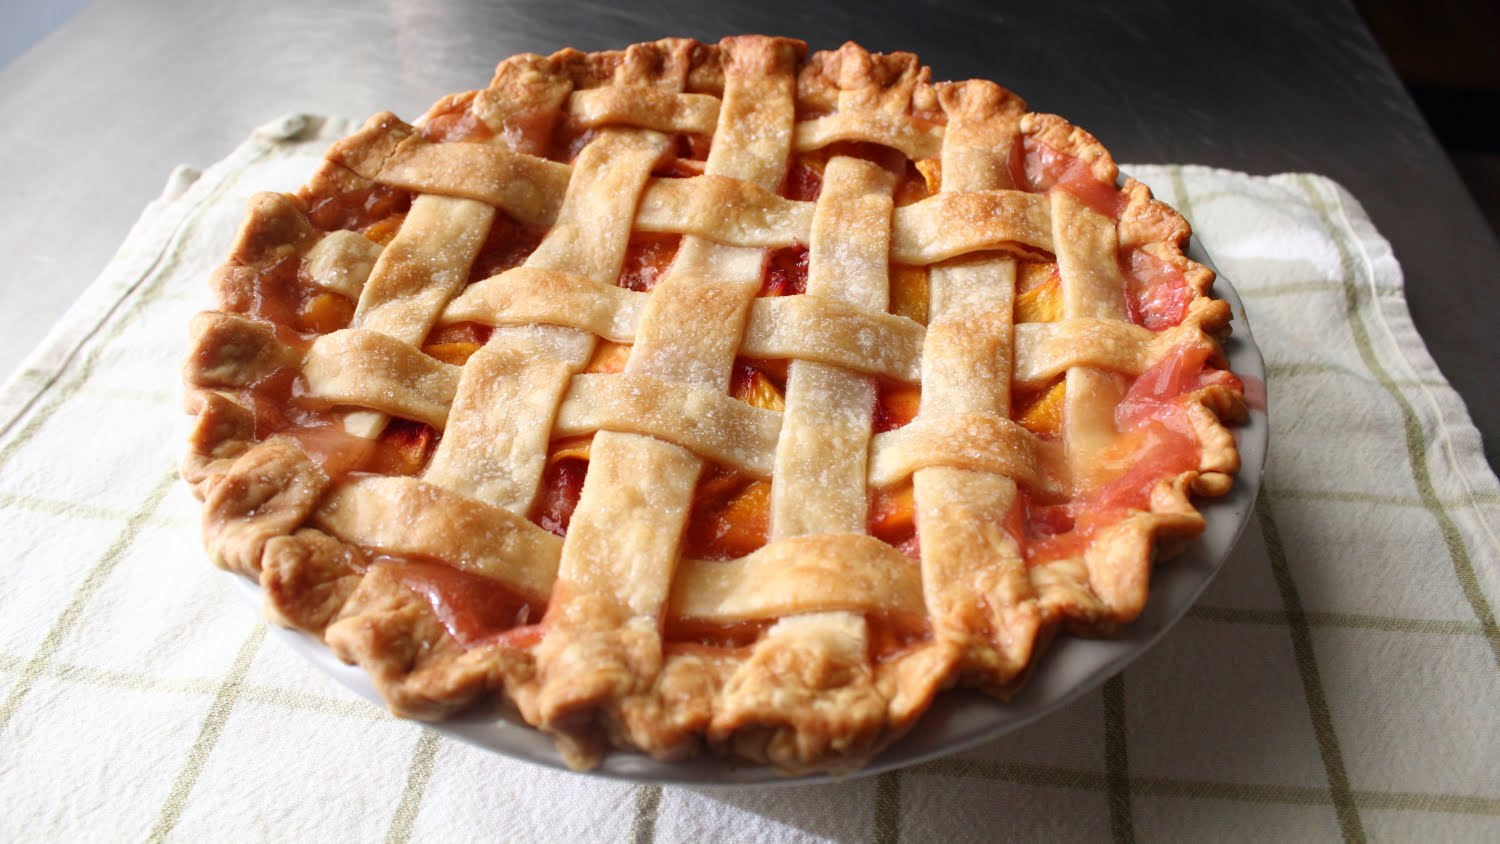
584,341,631,374
532,458,586,537
1014,379,1066,438
298,291,355,335
383,559,536,646
361,214,406,246
868,483,916,548
782,161,822,201
1015,273,1062,324
419,93,496,144
684,475,771,560
759,245,808,297
874,382,920,433
546,435,593,465
618,232,681,292
653,134,712,178
422,323,490,365
421,341,481,366
731,363,786,412
301,183,412,233
364,419,438,476
468,213,546,281
889,264,929,324
915,158,941,196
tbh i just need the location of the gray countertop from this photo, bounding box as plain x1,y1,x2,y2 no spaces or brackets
2,0,1496,468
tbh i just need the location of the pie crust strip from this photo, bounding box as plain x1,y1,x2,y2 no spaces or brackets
910,80,1041,690
712,53,921,768
530,39,804,757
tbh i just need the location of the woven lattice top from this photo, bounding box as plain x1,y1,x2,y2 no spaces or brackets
182,36,1246,773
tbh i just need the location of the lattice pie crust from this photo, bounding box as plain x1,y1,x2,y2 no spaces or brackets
181,36,1246,773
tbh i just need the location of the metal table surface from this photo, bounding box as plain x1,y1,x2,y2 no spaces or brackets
1,0,1496,469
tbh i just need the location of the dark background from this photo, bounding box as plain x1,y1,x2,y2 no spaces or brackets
1356,0,1500,239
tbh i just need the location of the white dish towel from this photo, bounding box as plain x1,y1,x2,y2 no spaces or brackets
2,115,1498,842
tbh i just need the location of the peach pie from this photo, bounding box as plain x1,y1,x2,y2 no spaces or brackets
181,36,1246,773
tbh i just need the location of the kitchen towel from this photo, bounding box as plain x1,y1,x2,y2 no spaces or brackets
2,115,1497,842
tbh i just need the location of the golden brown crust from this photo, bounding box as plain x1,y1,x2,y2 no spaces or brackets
324,565,501,720
182,36,1247,775
180,389,255,490
183,312,298,388
711,613,889,773
199,438,330,577
260,529,360,632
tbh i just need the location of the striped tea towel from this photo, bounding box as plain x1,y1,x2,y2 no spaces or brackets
1,114,1498,842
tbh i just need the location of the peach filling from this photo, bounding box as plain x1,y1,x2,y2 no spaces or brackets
238,256,359,337
377,556,541,648
302,182,412,233
1022,344,1233,564
760,244,808,296
420,92,497,144
468,213,546,281
618,232,682,291
1124,247,1193,330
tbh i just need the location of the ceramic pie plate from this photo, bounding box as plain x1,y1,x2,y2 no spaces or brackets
228,233,1268,787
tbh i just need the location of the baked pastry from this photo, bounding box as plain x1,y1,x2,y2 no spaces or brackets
181,36,1246,774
